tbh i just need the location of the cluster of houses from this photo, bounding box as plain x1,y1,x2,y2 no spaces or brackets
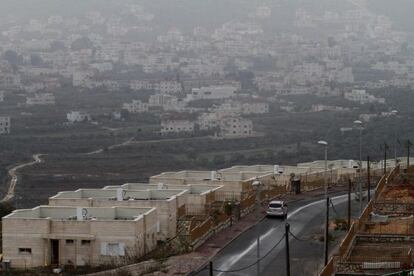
1,2,413,139
122,84,268,138
3,158,391,270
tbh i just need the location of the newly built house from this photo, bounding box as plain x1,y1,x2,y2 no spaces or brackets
48,188,188,239
104,183,223,215
2,206,157,268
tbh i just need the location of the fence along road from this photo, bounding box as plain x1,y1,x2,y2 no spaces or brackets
196,192,364,276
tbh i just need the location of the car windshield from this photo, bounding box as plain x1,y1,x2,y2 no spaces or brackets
269,203,282,208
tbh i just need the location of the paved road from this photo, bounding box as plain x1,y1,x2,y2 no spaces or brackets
2,154,44,202
196,192,365,276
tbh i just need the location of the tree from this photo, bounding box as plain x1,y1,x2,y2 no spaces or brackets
212,155,225,166
2,50,22,66
238,70,255,90
50,40,66,52
71,37,94,51
0,202,14,218
229,153,245,163
30,54,43,66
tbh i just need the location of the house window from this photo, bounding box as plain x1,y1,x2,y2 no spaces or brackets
66,239,74,245
101,242,125,256
81,240,91,246
18,248,32,254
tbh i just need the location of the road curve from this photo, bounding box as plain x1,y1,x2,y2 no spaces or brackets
196,192,363,276
1,154,44,202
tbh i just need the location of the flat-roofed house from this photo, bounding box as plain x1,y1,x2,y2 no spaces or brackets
149,169,281,201
104,183,223,216
2,206,157,268
48,189,188,239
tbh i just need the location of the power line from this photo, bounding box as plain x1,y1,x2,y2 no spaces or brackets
288,230,313,242
330,198,339,216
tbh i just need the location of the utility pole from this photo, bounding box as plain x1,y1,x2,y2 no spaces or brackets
367,156,371,202
209,261,213,276
354,120,363,214
324,197,329,266
285,223,291,276
252,178,263,276
348,179,352,230
407,140,412,169
383,143,389,175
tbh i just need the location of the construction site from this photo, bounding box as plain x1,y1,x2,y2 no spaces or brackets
321,165,414,276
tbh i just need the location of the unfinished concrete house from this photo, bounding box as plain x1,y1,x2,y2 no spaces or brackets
321,166,414,275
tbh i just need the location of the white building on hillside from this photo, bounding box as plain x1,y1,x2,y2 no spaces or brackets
241,101,269,114
122,100,149,113
197,113,221,131
187,85,237,101
129,80,152,91
154,81,182,94
0,116,10,134
219,117,253,138
148,94,178,107
67,111,91,123
161,116,195,135
344,89,385,104
26,93,56,105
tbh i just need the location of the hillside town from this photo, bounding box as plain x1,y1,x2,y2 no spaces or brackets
1,1,414,275
1,2,414,138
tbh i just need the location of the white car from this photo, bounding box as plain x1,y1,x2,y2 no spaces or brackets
266,200,288,218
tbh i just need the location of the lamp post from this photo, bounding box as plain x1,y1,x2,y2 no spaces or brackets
252,177,263,276
318,140,329,265
407,140,412,169
354,120,363,214
391,110,398,167
318,141,329,198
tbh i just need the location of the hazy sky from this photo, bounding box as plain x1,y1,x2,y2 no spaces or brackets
0,0,413,33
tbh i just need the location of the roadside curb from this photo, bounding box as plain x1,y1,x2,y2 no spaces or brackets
187,214,265,276
187,186,350,275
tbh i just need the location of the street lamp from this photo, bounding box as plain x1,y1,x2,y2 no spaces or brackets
391,110,398,167
317,141,328,197
353,120,363,214
317,140,329,265
252,177,264,276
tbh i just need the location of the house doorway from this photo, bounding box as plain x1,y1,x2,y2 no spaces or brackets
51,239,59,265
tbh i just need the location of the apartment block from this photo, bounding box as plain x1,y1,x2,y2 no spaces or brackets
161,117,195,135
219,117,253,138
122,100,149,113
2,206,157,268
